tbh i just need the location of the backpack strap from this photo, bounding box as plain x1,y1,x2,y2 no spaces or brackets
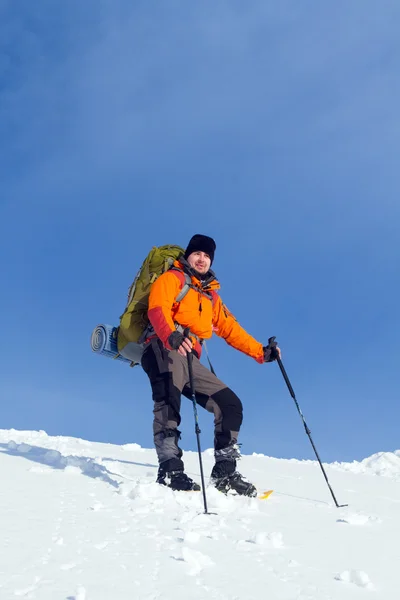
171,267,214,303
175,272,192,303
209,289,218,308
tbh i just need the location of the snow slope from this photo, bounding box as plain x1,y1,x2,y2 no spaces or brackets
0,429,399,600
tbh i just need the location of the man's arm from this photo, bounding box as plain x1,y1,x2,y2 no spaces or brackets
147,271,182,349
212,294,264,363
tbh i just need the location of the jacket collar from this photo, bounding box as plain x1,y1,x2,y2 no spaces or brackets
174,258,220,291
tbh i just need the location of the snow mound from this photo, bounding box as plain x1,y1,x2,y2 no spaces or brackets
121,443,144,452
331,450,400,481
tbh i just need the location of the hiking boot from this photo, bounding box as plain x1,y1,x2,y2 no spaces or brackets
156,464,168,485
214,439,242,462
156,466,200,492
213,471,257,497
169,471,201,492
210,460,257,498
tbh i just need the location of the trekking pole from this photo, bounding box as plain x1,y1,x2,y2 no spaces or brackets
267,337,347,508
184,328,209,514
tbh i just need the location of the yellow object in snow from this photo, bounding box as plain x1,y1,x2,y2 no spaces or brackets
259,490,274,500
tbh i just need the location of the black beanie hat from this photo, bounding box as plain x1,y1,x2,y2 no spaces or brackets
184,234,216,265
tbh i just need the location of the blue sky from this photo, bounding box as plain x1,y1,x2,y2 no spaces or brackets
1,1,399,464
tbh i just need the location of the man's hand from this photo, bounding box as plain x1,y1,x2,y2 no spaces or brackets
168,331,193,357
263,339,281,362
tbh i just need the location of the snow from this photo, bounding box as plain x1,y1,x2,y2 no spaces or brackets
1,429,399,599
331,450,400,481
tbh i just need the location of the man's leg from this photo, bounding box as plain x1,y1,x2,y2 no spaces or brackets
182,355,256,497
141,340,200,491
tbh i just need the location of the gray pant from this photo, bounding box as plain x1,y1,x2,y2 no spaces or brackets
141,339,243,471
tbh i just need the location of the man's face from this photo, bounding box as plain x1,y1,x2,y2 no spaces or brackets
187,251,211,275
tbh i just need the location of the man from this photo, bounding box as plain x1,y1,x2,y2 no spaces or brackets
141,234,280,496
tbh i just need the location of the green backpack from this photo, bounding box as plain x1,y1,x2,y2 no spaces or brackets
117,245,187,364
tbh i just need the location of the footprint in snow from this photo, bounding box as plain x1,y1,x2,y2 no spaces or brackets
244,531,284,548
66,585,86,600
95,541,109,550
337,512,381,525
14,576,41,596
335,569,375,590
60,563,76,571
176,530,201,544
116,526,130,534
178,546,214,576
53,536,64,545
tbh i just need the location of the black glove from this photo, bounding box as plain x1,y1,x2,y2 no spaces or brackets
263,338,279,362
168,331,185,350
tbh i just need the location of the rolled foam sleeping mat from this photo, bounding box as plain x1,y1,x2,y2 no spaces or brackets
90,324,132,365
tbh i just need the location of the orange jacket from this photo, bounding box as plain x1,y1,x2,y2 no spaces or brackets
147,260,264,363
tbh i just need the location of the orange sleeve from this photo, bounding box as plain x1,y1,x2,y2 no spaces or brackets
212,295,264,363
148,271,182,348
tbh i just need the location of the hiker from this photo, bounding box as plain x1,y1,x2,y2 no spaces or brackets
141,234,281,496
